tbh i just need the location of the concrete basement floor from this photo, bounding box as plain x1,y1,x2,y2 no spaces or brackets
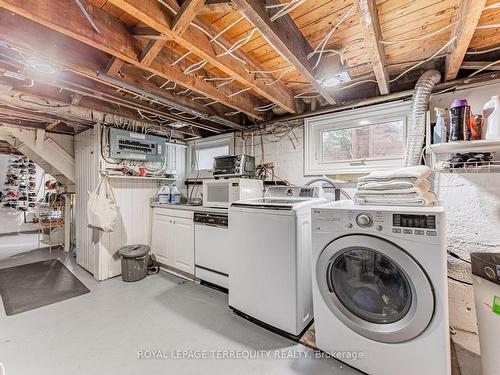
0,232,360,375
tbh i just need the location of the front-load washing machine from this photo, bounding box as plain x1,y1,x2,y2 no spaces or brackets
311,201,450,375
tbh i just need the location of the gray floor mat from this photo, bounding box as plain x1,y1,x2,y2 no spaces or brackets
0,259,90,315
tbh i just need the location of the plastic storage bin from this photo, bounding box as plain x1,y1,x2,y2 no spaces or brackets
119,244,151,282
471,252,500,375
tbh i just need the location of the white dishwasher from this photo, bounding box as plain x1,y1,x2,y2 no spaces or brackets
194,211,230,289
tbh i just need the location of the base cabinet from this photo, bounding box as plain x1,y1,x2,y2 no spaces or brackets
151,208,194,275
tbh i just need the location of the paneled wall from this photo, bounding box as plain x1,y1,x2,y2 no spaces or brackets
75,124,167,280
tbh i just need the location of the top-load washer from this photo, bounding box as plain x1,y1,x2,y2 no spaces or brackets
228,186,327,339
311,200,450,375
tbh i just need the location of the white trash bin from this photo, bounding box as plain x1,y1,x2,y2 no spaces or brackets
471,252,500,375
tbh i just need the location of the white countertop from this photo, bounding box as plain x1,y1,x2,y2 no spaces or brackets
151,203,228,214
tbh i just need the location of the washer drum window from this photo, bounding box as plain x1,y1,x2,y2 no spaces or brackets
316,235,435,343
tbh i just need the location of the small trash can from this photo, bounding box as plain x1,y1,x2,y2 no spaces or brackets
119,244,151,282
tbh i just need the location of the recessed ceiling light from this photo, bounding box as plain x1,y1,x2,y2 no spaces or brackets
359,120,370,125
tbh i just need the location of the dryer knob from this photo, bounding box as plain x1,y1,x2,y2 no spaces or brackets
356,214,373,227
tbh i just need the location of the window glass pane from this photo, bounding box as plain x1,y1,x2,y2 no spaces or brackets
321,121,404,162
328,248,412,324
195,145,229,170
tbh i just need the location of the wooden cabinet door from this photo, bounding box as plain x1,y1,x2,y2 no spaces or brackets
151,214,173,265
171,217,194,274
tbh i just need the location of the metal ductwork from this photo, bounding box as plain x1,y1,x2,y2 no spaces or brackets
404,70,441,166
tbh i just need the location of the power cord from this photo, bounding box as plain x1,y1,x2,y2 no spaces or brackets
448,275,473,286
448,251,471,264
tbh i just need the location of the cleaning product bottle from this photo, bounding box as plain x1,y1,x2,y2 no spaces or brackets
433,107,448,144
483,95,500,140
157,185,170,204
170,183,181,205
449,99,469,141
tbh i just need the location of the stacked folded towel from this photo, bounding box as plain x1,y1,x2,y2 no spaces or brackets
354,166,436,207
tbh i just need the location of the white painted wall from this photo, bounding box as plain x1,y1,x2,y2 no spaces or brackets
235,126,308,186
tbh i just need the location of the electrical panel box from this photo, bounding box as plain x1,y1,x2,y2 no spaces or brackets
109,127,165,162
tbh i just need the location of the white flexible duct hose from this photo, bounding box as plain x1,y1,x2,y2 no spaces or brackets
404,70,441,166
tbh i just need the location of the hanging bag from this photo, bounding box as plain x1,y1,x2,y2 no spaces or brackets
87,176,117,232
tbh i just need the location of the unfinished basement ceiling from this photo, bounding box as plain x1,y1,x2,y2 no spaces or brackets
0,0,498,138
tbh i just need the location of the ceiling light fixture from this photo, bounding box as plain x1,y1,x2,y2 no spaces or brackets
321,71,351,88
322,77,341,87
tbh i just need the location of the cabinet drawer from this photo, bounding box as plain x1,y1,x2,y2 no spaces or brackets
153,207,194,220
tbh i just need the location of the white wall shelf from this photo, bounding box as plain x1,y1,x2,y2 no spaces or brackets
430,140,500,154
434,161,500,173
105,174,179,181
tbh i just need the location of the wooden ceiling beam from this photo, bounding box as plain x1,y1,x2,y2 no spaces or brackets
445,0,487,81
0,11,243,131
139,39,167,66
460,61,500,71
358,0,390,95
172,0,206,35
0,0,261,119
199,2,236,14
106,0,297,113
232,0,336,105
104,57,124,76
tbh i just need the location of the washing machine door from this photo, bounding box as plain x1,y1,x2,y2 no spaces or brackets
317,234,434,343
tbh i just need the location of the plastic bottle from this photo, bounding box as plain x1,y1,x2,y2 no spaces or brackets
484,95,500,140
157,185,170,204
170,183,181,205
449,99,469,141
433,107,448,144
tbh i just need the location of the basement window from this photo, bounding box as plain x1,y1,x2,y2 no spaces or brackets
187,134,234,178
304,101,412,175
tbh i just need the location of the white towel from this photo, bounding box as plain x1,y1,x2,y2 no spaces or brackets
359,166,432,184
354,191,437,207
355,189,426,199
358,180,431,192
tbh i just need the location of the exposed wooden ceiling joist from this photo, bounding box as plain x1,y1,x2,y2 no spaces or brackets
199,1,236,15
106,0,297,113
358,0,390,95
172,0,206,35
0,12,245,133
445,0,487,81
460,61,500,71
231,0,336,105
139,39,167,66
104,57,124,76
0,0,262,119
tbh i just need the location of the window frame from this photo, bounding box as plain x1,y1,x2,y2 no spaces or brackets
186,133,234,179
304,101,412,175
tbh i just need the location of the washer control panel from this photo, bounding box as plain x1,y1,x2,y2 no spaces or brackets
344,209,440,238
312,204,443,244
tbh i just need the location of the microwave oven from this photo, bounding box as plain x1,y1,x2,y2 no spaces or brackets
213,155,255,178
202,178,263,208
